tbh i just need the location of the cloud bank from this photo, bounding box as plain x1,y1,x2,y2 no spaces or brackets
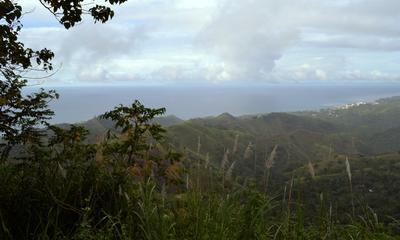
19,0,400,84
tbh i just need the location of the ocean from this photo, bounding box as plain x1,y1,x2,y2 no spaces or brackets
25,83,400,124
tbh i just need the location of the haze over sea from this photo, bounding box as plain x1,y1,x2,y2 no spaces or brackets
29,83,400,124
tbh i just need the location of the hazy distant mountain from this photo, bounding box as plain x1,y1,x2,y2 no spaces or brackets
78,96,400,161
298,96,400,136
73,95,400,175
151,115,184,127
75,115,183,142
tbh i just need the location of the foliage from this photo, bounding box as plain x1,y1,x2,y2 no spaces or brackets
0,76,58,161
101,100,166,164
38,0,128,29
0,99,400,239
0,0,54,74
0,100,182,239
0,0,128,160
67,97,400,225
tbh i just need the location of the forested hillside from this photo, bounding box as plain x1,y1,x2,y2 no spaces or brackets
2,97,400,238
66,96,400,221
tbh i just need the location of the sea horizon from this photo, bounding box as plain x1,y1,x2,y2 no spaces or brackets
25,83,400,124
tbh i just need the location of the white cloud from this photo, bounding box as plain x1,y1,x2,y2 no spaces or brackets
197,0,304,80
197,0,400,82
18,0,400,84
21,23,148,83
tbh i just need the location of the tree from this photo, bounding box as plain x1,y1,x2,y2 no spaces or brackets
101,100,184,186
0,76,58,161
101,100,166,164
0,0,128,160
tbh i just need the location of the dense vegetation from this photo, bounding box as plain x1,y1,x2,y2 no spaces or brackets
1,98,400,239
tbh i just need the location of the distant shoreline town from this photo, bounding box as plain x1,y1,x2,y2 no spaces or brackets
334,100,379,110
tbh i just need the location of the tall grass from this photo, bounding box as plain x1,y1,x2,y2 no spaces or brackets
346,156,355,216
0,133,399,239
1,156,399,239
264,145,278,193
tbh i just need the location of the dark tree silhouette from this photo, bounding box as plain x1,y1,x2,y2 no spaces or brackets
0,0,128,160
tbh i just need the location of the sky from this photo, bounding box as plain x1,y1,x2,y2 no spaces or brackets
19,0,400,86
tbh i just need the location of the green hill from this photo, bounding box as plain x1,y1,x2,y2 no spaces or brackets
77,96,400,172
75,96,400,216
